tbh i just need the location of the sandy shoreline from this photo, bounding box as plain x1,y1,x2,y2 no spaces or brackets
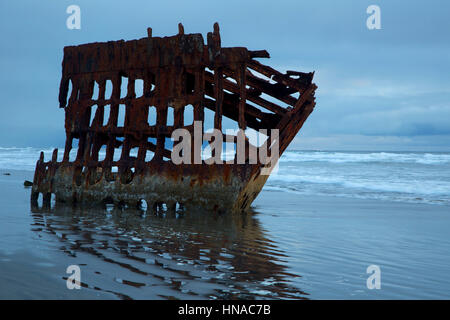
1,169,450,299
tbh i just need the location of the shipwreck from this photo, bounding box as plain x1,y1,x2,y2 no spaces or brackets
31,23,317,213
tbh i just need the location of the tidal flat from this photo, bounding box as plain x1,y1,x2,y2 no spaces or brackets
1,169,450,299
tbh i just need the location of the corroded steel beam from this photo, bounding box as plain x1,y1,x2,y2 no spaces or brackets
32,23,317,213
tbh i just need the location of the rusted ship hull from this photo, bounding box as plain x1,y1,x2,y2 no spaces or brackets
32,23,316,213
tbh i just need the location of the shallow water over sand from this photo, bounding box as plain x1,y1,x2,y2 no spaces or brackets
26,203,306,299
1,169,450,299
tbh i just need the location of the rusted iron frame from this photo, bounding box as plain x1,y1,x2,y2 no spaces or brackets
66,73,304,168
204,77,279,124
276,84,317,155
221,67,298,111
33,24,317,213
202,90,277,131
204,70,285,116
247,59,314,93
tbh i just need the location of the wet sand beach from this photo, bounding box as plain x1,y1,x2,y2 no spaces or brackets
1,169,450,299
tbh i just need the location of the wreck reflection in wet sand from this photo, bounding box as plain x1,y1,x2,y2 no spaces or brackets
30,203,308,300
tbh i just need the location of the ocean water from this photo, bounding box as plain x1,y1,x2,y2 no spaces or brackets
1,147,450,299
268,150,450,206
2,147,449,207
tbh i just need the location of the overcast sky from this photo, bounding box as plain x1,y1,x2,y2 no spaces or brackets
1,0,449,151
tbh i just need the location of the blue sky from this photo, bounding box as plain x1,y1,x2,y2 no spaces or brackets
1,0,449,151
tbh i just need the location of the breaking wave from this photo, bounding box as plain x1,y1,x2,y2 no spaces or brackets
280,151,450,165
